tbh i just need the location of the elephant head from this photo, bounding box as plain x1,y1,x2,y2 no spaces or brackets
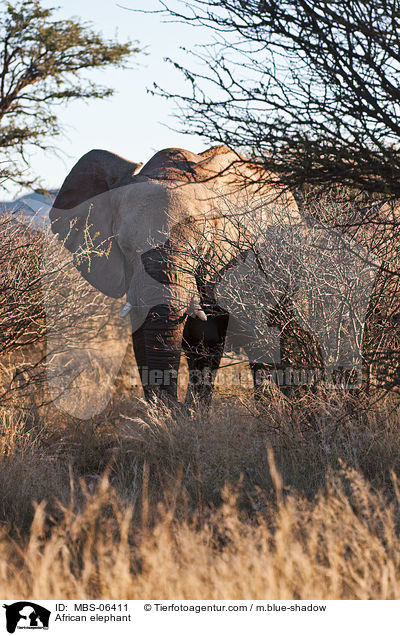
50,145,299,402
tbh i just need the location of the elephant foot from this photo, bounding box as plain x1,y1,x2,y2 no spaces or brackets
143,385,179,408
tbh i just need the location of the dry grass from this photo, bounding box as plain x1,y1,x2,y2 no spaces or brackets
0,378,400,599
4,465,400,600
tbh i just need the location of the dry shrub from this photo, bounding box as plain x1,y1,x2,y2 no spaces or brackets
0,212,130,418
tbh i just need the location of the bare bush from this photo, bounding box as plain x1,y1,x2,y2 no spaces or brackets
167,188,400,398
0,213,129,414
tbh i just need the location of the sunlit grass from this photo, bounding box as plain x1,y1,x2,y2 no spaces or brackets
0,381,399,599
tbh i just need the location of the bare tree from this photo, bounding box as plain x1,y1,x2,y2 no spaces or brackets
154,0,400,196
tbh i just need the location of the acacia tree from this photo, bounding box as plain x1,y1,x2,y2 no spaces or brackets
0,0,139,187
156,0,400,195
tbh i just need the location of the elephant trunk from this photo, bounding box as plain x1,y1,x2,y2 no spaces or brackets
133,303,186,402
129,246,201,401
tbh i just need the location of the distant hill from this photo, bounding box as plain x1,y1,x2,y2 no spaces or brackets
0,189,58,229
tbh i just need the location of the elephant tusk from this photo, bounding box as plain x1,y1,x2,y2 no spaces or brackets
188,298,207,321
193,309,207,322
120,302,132,317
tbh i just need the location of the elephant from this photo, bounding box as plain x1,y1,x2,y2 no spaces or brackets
49,145,301,405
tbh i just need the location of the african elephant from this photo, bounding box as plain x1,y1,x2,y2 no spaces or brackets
49,145,300,404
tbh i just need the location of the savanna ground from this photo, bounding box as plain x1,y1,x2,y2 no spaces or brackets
1,346,400,600
1,211,400,600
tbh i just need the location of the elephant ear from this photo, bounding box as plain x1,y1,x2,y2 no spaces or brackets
50,149,142,298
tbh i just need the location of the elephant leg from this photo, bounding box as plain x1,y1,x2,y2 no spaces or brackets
248,323,323,400
132,322,147,393
132,304,185,403
277,322,323,397
250,360,320,401
183,311,229,406
249,362,278,400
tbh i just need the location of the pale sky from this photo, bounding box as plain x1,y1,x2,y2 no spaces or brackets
2,0,212,199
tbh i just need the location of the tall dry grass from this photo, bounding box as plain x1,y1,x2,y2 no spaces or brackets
4,465,400,600
0,389,400,599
